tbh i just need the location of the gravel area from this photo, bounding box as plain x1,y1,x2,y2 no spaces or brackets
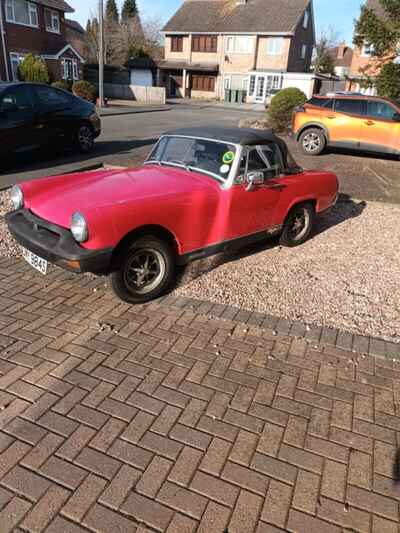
1,190,399,343
177,199,400,343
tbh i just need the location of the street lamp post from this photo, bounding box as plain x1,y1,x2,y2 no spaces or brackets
98,0,105,108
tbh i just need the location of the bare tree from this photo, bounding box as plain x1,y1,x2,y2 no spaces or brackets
312,27,340,75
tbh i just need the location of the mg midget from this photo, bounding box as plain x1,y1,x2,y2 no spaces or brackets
6,127,339,303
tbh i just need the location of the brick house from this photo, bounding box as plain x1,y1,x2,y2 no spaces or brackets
159,0,316,103
346,0,387,95
328,42,353,78
0,0,85,83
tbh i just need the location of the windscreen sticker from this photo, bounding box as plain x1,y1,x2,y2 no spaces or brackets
220,164,231,174
222,151,235,164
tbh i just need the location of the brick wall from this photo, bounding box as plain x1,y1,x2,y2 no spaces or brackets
287,6,315,73
255,37,291,71
350,46,383,77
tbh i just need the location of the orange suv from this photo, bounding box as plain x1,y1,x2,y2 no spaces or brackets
291,94,400,156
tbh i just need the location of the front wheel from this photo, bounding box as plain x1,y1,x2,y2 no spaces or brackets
111,236,175,304
75,123,95,153
299,128,326,156
280,203,315,247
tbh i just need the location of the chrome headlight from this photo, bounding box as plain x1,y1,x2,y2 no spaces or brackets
10,185,24,211
71,212,88,243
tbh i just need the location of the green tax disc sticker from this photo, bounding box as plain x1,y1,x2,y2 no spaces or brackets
222,151,235,164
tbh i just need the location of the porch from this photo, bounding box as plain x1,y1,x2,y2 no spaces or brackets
158,60,219,99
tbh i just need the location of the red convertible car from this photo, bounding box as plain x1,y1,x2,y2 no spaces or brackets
6,127,339,303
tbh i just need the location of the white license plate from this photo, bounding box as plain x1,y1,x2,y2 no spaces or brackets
22,248,48,275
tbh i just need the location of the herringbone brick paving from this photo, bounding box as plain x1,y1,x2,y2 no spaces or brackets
0,257,399,532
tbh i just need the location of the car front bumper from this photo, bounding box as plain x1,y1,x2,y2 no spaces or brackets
6,209,113,274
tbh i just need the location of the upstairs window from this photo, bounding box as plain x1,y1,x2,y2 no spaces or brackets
266,38,283,56
45,9,60,33
5,0,38,27
301,44,307,59
192,35,217,53
226,36,253,54
171,36,183,53
361,43,374,57
303,10,309,29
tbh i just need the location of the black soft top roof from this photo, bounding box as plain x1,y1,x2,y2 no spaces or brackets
164,126,281,146
163,126,302,174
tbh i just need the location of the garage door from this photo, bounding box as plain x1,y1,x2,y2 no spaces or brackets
130,69,153,86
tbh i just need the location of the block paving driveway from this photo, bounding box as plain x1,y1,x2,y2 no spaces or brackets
0,257,399,532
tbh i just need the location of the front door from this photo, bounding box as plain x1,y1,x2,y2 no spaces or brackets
255,76,265,103
360,99,400,154
224,145,284,241
169,74,183,97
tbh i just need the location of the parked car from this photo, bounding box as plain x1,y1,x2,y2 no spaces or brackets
6,127,339,303
291,94,400,156
0,82,101,158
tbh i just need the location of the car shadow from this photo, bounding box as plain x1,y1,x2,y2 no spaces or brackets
0,138,157,176
324,146,399,162
175,196,366,288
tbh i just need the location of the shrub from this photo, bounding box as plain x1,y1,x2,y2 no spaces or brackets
267,87,307,133
51,80,71,91
18,53,50,84
72,80,96,102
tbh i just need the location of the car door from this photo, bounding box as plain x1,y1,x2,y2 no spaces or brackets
360,99,400,154
32,85,75,146
0,85,38,156
224,144,283,240
328,98,367,148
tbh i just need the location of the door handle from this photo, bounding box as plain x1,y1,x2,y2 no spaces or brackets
267,183,286,191
327,115,336,119
365,120,375,126
35,124,45,129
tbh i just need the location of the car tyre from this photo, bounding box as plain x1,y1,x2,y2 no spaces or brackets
280,203,315,247
111,236,175,304
299,128,326,156
75,123,95,153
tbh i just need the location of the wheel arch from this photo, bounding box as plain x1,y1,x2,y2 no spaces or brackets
283,198,317,225
296,123,329,142
111,224,181,268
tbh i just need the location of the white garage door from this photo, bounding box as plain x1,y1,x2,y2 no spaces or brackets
130,69,153,86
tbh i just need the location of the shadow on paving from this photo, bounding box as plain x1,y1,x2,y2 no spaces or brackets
0,138,157,178
177,197,366,288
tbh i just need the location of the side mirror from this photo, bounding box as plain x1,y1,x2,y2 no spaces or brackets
246,171,264,191
393,112,400,122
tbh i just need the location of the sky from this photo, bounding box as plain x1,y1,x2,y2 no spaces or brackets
67,0,364,45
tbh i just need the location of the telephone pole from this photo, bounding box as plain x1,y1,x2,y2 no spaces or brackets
98,0,105,107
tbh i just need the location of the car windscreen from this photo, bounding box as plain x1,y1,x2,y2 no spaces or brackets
147,136,237,181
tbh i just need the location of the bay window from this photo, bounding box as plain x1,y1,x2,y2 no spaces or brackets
5,0,38,28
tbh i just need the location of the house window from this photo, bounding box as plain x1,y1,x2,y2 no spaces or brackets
248,75,256,96
192,74,215,92
5,0,38,28
361,43,374,57
301,44,307,59
303,10,309,29
62,59,79,81
10,52,25,80
266,38,283,56
171,36,183,53
45,9,60,33
226,36,253,54
192,35,217,53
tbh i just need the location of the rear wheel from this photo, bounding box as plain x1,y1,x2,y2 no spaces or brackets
111,236,175,304
75,123,95,153
280,203,315,247
299,128,326,156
